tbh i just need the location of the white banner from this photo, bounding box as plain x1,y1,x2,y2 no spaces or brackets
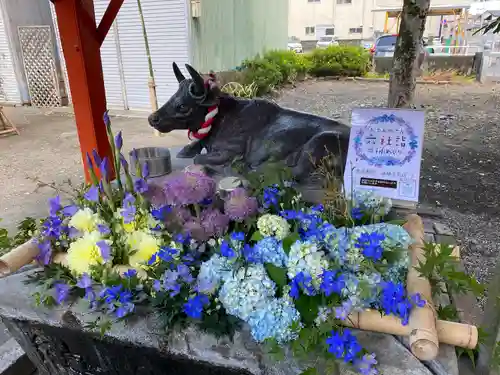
344,108,425,203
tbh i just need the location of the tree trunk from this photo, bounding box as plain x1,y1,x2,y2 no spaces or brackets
387,0,430,108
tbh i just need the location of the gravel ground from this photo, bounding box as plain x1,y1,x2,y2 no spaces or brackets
1,80,499,311
276,80,500,311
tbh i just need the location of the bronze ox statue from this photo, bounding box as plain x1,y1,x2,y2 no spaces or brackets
148,63,351,181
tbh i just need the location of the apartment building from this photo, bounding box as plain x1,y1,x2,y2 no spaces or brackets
288,0,473,41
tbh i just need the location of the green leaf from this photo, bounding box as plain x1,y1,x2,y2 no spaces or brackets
265,263,287,288
282,232,300,254
300,368,318,375
295,294,322,325
250,231,264,242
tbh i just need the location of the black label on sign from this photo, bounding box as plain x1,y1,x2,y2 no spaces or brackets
360,178,397,189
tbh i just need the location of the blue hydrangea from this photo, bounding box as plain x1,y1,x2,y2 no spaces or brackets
196,254,234,294
252,237,288,267
350,189,392,217
218,265,276,321
287,240,329,288
247,297,301,344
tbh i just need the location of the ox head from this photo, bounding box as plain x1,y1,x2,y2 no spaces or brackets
148,63,219,134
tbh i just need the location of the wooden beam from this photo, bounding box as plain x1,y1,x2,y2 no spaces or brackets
96,0,125,46
52,0,115,182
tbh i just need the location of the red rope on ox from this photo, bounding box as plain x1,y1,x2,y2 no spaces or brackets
188,73,219,140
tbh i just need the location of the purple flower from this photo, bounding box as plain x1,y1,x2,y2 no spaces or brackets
151,205,171,221
162,270,181,297
123,269,137,278
200,208,229,238
152,279,162,292
224,188,258,221
54,282,71,305
183,294,210,319
92,149,102,166
96,240,111,262
68,227,81,239
177,264,194,283
121,193,136,223
114,131,123,150
119,153,129,170
142,162,150,179
162,170,216,205
182,221,207,242
410,293,426,308
84,186,99,202
62,205,78,217
335,300,353,320
130,148,138,162
134,178,148,194
103,110,111,129
77,273,92,289
97,224,111,235
355,354,378,375
86,152,93,169
49,196,62,217
99,157,110,180
36,240,52,265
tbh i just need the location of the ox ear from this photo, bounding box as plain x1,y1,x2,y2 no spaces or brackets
185,64,205,96
172,62,186,83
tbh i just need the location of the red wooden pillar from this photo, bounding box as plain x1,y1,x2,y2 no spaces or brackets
52,0,123,182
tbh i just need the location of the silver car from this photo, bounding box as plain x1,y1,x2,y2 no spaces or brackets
316,36,339,49
287,37,303,53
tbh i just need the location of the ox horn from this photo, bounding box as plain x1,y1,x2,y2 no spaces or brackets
185,64,205,97
172,62,186,83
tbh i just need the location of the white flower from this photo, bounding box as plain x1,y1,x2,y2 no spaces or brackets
287,240,329,287
67,231,106,275
257,214,290,240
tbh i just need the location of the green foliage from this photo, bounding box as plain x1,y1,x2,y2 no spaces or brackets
240,57,283,95
306,46,370,77
265,263,287,288
0,217,38,256
415,242,484,298
261,50,311,82
221,82,258,98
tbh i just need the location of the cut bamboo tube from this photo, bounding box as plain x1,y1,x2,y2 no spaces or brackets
344,309,477,349
0,240,39,277
404,214,440,361
53,252,68,267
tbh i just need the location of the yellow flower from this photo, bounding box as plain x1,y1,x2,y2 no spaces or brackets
67,231,106,275
69,208,100,233
127,230,160,268
123,221,136,233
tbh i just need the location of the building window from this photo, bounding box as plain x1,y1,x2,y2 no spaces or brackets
308,0,320,2
325,28,335,35
337,0,352,4
349,27,363,34
305,26,315,35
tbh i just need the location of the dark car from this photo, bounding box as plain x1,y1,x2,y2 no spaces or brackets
371,34,398,57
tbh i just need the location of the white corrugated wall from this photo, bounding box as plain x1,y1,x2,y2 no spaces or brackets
0,5,21,104
50,0,190,111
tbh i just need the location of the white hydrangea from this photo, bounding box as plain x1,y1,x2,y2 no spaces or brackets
349,189,392,216
219,264,276,321
257,214,290,240
196,254,235,294
287,240,329,288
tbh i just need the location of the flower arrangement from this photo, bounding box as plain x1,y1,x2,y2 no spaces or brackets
7,112,478,374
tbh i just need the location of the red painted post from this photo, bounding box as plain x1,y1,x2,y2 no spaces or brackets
52,0,121,182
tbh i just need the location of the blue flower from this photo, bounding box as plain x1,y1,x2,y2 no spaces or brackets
62,204,79,217
161,270,182,297
351,207,364,220
114,131,123,150
252,237,288,267
92,149,102,166
103,111,111,128
100,284,135,318
410,293,426,308
49,196,62,217
84,186,99,202
86,152,94,169
355,353,378,375
243,244,259,263
326,329,362,364
355,232,385,261
119,153,129,170
41,216,66,238
97,224,111,235
77,273,95,302
335,300,353,320
54,282,70,305
183,294,210,319
121,193,136,224
289,272,316,299
151,205,171,221
379,281,414,325
123,269,137,278
230,232,245,241
142,162,150,179
263,185,279,208
36,240,52,265
320,270,346,297
99,157,110,180
96,241,111,262
177,264,194,284
220,240,236,258
134,178,148,194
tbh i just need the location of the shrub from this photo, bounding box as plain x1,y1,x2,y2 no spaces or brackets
221,82,258,98
240,57,283,95
261,50,311,82
307,46,370,77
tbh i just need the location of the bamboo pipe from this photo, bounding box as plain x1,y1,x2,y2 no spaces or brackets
343,309,477,350
404,214,439,360
0,240,39,277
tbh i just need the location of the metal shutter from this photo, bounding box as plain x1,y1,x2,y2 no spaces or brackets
0,7,21,104
141,0,190,105
94,0,127,109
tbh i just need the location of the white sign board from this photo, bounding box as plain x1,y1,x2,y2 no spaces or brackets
344,108,425,203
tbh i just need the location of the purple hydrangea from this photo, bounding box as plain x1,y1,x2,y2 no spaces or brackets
162,170,216,206
200,207,229,238
224,188,259,221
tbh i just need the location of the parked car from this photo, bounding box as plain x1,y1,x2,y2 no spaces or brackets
316,36,339,49
287,37,303,53
370,34,398,57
